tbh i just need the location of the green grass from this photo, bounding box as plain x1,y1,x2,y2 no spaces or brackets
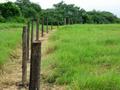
42,24,120,90
0,23,23,65
0,22,54,66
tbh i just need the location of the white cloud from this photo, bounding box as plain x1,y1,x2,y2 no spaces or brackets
0,0,120,17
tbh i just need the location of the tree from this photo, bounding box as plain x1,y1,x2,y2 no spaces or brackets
0,2,21,18
87,10,118,24
16,0,41,18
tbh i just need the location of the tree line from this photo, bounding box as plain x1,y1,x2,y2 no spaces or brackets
0,0,42,22
0,0,120,24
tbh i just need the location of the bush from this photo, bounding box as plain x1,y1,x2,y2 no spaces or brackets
116,18,120,23
0,15,5,22
6,16,25,23
14,16,25,23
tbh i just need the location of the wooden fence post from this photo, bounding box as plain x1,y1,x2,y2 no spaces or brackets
46,18,48,33
31,19,34,47
29,41,41,90
22,26,27,86
36,19,39,40
41,17,44,37
27,22,30,61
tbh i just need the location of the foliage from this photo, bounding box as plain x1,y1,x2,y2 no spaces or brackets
43,1,84,25
16,0,42,18
0,2,21,18
0,0,41,22
87,10,118,24
0,1,119,23
6,16,25,23
43,1,120,24
0,15,5,23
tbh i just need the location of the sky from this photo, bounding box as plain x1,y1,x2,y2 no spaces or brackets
0,0,120,17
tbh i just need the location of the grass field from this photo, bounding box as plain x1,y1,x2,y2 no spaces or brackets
1,23,120,89
42,24,120,90
0,23,23,66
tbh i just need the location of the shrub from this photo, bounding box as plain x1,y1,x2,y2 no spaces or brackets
6,16,25,23
0,15,5,22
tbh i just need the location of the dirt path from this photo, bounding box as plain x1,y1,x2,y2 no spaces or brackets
0,30,65,90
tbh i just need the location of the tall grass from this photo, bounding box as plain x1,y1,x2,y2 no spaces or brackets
0,23,23,65
42,24,120,90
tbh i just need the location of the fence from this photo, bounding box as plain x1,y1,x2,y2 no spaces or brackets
21,17,74,90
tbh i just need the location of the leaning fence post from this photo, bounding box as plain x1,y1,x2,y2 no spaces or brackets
29,41,41,90
36,18,39,40
31,19,34,48
27,22,30,61
41,17,44,37
22,26,27,86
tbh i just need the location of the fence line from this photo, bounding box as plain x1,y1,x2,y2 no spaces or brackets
21,17,73,89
